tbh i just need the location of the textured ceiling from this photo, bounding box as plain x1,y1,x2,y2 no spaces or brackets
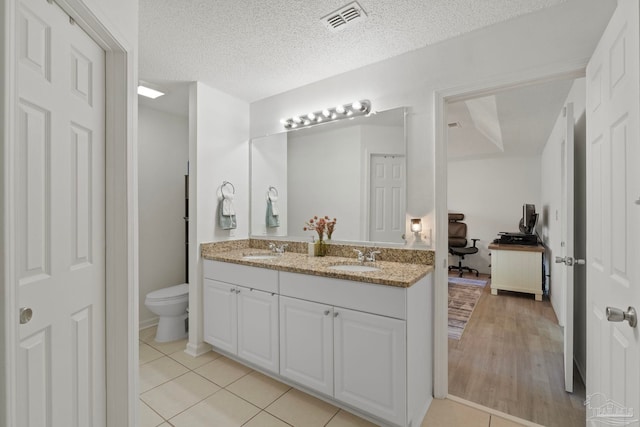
139,0,565,103
447,78,575,161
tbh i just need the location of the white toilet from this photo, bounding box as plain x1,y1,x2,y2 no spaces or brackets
145,283,189,342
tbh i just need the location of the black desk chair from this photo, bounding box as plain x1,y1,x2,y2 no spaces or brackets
448,213,479,277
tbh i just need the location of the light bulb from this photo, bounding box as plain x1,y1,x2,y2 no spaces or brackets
322,109,331,117
352,101,362,111
336,105,346,114
307,112,316,120
293,116,302,124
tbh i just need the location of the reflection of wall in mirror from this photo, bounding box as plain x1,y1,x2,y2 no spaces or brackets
288,122,404,242
251,133,288,236
289,125,362,241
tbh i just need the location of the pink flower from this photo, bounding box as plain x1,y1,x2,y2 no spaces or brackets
304,215,337,241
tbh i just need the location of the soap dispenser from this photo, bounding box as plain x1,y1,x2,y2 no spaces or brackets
308,236,315,257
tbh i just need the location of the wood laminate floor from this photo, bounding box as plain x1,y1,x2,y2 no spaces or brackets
448,273,586,427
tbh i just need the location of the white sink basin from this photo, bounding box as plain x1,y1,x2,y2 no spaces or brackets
242,254,280,260
328,264,380,273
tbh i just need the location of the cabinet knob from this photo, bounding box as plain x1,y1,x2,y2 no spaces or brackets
324,310,330,316
334,312,339,317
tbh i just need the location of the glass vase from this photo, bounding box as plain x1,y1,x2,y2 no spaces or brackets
315,239,328,257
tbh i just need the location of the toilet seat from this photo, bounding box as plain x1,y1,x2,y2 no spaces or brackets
146,283,189,303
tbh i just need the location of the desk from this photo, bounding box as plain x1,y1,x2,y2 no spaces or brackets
488,243,544,301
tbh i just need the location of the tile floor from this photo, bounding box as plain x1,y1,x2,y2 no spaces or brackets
139,327,529,427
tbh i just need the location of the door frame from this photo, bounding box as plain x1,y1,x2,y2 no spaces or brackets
1,1,138,426
432,59,586,398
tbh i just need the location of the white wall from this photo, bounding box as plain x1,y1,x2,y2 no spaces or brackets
448,157,542,275
251,133,288,237
539,78,587,380
187,82,250,356
249,0,615,247
138,105,188,328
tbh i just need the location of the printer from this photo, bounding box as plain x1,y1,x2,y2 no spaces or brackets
495,232,539,246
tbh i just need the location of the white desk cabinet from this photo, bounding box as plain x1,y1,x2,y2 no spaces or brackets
489,243,544,301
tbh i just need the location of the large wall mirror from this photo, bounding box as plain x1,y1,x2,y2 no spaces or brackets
250,107,407,245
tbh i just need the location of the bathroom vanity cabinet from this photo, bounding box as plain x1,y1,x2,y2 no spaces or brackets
203,262,280,373
202,259,432,427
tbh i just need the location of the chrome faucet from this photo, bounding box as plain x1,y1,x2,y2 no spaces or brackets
366,250,381,263
354,249,380,264
271,243,288,254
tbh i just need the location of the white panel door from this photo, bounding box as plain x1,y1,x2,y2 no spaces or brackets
586,0,640,424
16,0,106,426
279,296,334,396
334,308,406,426
369,154,405,243
237,287,279,373
203,279,238,354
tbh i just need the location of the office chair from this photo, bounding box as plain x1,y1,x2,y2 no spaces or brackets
448,213,479,277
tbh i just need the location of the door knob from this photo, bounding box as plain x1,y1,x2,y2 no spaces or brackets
555,256,585,267
555,256,574,266
20,307,33,325
606,306,637,328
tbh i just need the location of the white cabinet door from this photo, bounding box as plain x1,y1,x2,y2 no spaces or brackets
203,279,237,354
237,288,279,373
280,296,334,396
334,308,407,426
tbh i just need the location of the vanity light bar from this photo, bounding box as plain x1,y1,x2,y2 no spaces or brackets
280,100,372,129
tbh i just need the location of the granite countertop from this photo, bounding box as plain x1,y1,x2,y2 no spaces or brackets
203,248,432,288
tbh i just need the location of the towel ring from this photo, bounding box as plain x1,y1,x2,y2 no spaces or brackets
267,186,278,199
221,181,235,194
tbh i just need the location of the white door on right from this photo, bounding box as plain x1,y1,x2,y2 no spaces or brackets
586,0,640,424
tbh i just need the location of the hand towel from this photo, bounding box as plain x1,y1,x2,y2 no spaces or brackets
266,198,280,228
268,194,279,216
222,192,235,215
218,187,237,230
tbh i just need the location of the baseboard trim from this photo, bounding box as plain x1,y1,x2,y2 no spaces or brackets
447,395,547,427
139,317,159,330
185,341,212,357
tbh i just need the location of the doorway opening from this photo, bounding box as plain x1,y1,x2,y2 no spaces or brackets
437,72,588,426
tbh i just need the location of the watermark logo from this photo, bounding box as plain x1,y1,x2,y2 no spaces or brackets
585,393,638,426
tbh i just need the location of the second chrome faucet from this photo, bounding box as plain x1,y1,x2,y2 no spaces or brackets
353,249,381,263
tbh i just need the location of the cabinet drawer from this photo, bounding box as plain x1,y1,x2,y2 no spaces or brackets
204,260,278,293
280,271,406,320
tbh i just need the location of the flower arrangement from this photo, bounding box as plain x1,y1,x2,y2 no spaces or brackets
304,215,337,241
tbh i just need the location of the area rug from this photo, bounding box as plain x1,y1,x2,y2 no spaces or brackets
448,278,487,340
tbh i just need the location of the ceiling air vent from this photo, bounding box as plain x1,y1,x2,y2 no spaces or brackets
321,1,367,32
